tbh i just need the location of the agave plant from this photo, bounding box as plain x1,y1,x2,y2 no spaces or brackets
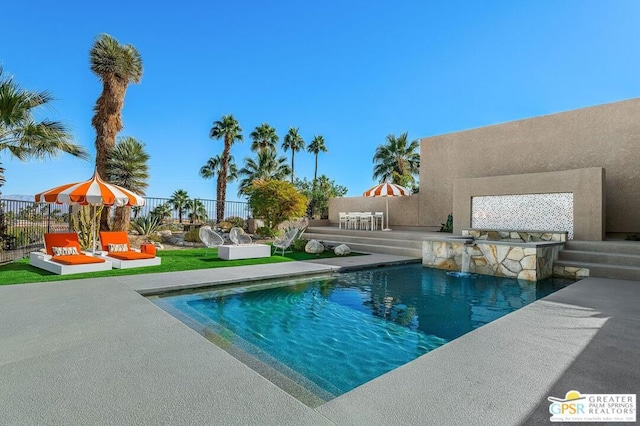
130,215,160,236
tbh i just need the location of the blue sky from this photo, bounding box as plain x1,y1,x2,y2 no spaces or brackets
1,1,639,201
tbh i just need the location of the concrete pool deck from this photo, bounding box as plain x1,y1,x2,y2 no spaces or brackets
0,254,638,425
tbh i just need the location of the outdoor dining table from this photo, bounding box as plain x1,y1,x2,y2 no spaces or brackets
339,212,384,230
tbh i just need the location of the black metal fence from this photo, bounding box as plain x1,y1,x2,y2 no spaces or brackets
0,197,250,265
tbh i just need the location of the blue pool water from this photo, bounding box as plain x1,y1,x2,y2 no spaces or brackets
150,264,572,400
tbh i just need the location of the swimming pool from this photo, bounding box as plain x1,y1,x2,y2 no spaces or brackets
150,264,572,404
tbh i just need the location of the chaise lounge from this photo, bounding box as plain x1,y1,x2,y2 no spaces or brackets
98,231,161,269
29,233,112,275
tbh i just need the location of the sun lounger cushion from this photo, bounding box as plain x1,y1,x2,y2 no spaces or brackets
106,251,155,261
51,254,106,265
99,231,131,252
51,246,80,256
108,243,129,252
44,233,83,256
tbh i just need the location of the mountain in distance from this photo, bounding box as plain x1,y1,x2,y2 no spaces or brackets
0,194,35,201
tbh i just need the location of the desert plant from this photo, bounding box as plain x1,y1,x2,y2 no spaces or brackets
216,221,233,232
439,213,453,233
70,206,102,250
626,233,640,241
130,215,160,236
184,228,201,242
225,216,246,229
256,226,278,238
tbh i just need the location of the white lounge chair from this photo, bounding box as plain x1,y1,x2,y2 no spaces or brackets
272,227,299,256
230,227,252,245
199,226,224,256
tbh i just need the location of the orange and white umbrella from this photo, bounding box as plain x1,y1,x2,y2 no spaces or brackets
363,182,410,231
35,170,145,207
35,170,145,252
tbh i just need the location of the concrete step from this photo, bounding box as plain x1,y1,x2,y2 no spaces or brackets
554,260,640,281
303,232,422,250
558,250,640,268
304,238,422,258
564,240,640,255
305,226,436,241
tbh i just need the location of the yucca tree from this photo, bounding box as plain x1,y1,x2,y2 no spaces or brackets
0,67,88,193
249,123,278,153
372,132,420,185
90,33,143,230
106,136,149,231
307,135,328,184
209,114,243,222
237,149,291,196
282,127,305,183
169,189,190,224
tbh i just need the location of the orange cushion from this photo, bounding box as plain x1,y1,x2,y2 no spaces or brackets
107,251,154,260
51,254,105,265
140,244,156,256
99,231,130,252
44,233,82,256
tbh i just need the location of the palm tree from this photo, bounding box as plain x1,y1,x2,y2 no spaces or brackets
90,33,143,230
199,154,238,221
372,132,420,185
249,123,278,153
169,189,190,224
188,199,208,223
307,135,328,184
282,127,305,183
209,115,243,222
237,149,291,196
0,67,88,193
106,136,150,231
150,202,172,223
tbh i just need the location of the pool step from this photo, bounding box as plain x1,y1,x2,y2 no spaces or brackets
555,240,640,280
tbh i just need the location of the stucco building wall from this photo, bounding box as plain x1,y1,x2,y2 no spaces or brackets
419,98,640,234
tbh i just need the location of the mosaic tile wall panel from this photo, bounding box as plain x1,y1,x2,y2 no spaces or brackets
471,193,574,239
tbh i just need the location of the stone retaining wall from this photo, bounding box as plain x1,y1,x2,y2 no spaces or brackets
462,229,567,242
423,237,563,281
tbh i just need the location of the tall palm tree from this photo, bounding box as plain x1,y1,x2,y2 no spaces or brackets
307,135,328,184
199,154,238,222
249,123,278,153
237,149,291,196
372,132,420,185
106,136,150,231
209,115,243,222
282,127,305,183
169,189,190,224
0,67,88,193
90,33,143,230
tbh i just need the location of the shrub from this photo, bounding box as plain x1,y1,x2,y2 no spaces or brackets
256,226,278,238
184,228,201,242
292,238,307,251
439,213,453,233
246,180,307,229
627,233,640,241
225,216,246,229
217,221,233,232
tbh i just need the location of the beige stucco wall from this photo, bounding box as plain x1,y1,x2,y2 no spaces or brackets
420,98,640,234
328,195,420,227
453,168,605,240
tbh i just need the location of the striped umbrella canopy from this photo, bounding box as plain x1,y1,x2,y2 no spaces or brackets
362,182,410,231
35,171,145,253
35,170,145,207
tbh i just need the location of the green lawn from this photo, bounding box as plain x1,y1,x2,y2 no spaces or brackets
0,248,362,286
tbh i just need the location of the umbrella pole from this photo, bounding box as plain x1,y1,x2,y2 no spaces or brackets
384,196,391,231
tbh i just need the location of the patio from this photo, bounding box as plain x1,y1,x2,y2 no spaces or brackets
0,255,638,425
